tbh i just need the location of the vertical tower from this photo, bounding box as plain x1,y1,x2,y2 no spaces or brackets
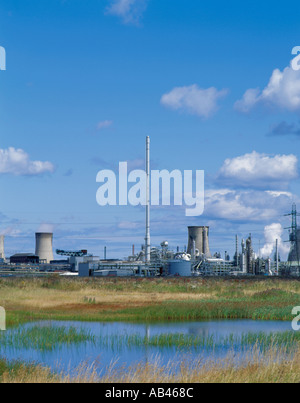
246,235,254,274
203,227,211,257
0,235,5,260
187,226,211,257
275,239,279,273
35,233,54,263
145,136,151,263
286,204,300,266
234,235,239,267
241,239,246,273
188,227,203,256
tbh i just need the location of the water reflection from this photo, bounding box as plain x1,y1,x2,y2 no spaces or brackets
0,319,293,375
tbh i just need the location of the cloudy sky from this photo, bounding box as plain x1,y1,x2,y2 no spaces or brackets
0,0,300,260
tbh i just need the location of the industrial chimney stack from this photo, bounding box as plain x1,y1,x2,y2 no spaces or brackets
35,233,54,263
187,226,211,257
0,235,5,260
145,136,151,263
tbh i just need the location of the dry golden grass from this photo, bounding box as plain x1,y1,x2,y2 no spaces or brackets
1,277,300,323
0,278,218,315
2,277,299,313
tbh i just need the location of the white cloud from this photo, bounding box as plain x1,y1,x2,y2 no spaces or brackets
205,189,255,221
1,226,21,237
204,188,295,222
37,223,56,233
106,0,148,25
235,65,300,113
97,120,113,130
260,223,290,259
266,191,293,198
161,85,228,118
0,147,55,176
217,151,298,189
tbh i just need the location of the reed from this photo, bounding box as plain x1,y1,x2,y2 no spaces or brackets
2,344,300,383
0,325,95,352
87,330,300,352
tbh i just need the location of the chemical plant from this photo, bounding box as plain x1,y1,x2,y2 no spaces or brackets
0,205,299,278
0,137,299,278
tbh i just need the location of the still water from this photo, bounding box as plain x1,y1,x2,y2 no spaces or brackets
0,320,294,375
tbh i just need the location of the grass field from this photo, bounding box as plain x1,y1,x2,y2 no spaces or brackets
1,276,300,326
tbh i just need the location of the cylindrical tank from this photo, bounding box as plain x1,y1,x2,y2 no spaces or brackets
35,233,54,263
0,235,5,260
168,260,192,277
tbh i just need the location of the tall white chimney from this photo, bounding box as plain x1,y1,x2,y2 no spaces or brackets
0,235,5,260
145,136,151,263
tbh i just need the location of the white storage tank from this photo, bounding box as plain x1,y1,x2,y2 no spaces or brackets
168,260,192,277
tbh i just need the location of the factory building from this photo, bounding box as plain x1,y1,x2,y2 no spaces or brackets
10,253,39,264
0,135,299,280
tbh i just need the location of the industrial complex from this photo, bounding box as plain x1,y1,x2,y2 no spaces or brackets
0,211,299,278
0,137,299,279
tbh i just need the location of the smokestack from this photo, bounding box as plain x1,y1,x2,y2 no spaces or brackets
241,239,246,273
203,227,211,257
0,235,5,260
246,235,254,274
35,233,54,263
188,227,203,256
275,239,279,273
145,136,151,263
235,235,239,267
187,226,211,257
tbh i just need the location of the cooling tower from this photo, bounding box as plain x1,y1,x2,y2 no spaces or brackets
35,233,54,263
288,229,300,263
0,235,5,260
187,226,211,257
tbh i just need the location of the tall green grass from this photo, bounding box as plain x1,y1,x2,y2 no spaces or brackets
0,326,95,352
1,324,299,354
77,330,300,351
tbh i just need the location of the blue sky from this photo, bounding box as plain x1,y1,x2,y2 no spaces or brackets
0,0,300,259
